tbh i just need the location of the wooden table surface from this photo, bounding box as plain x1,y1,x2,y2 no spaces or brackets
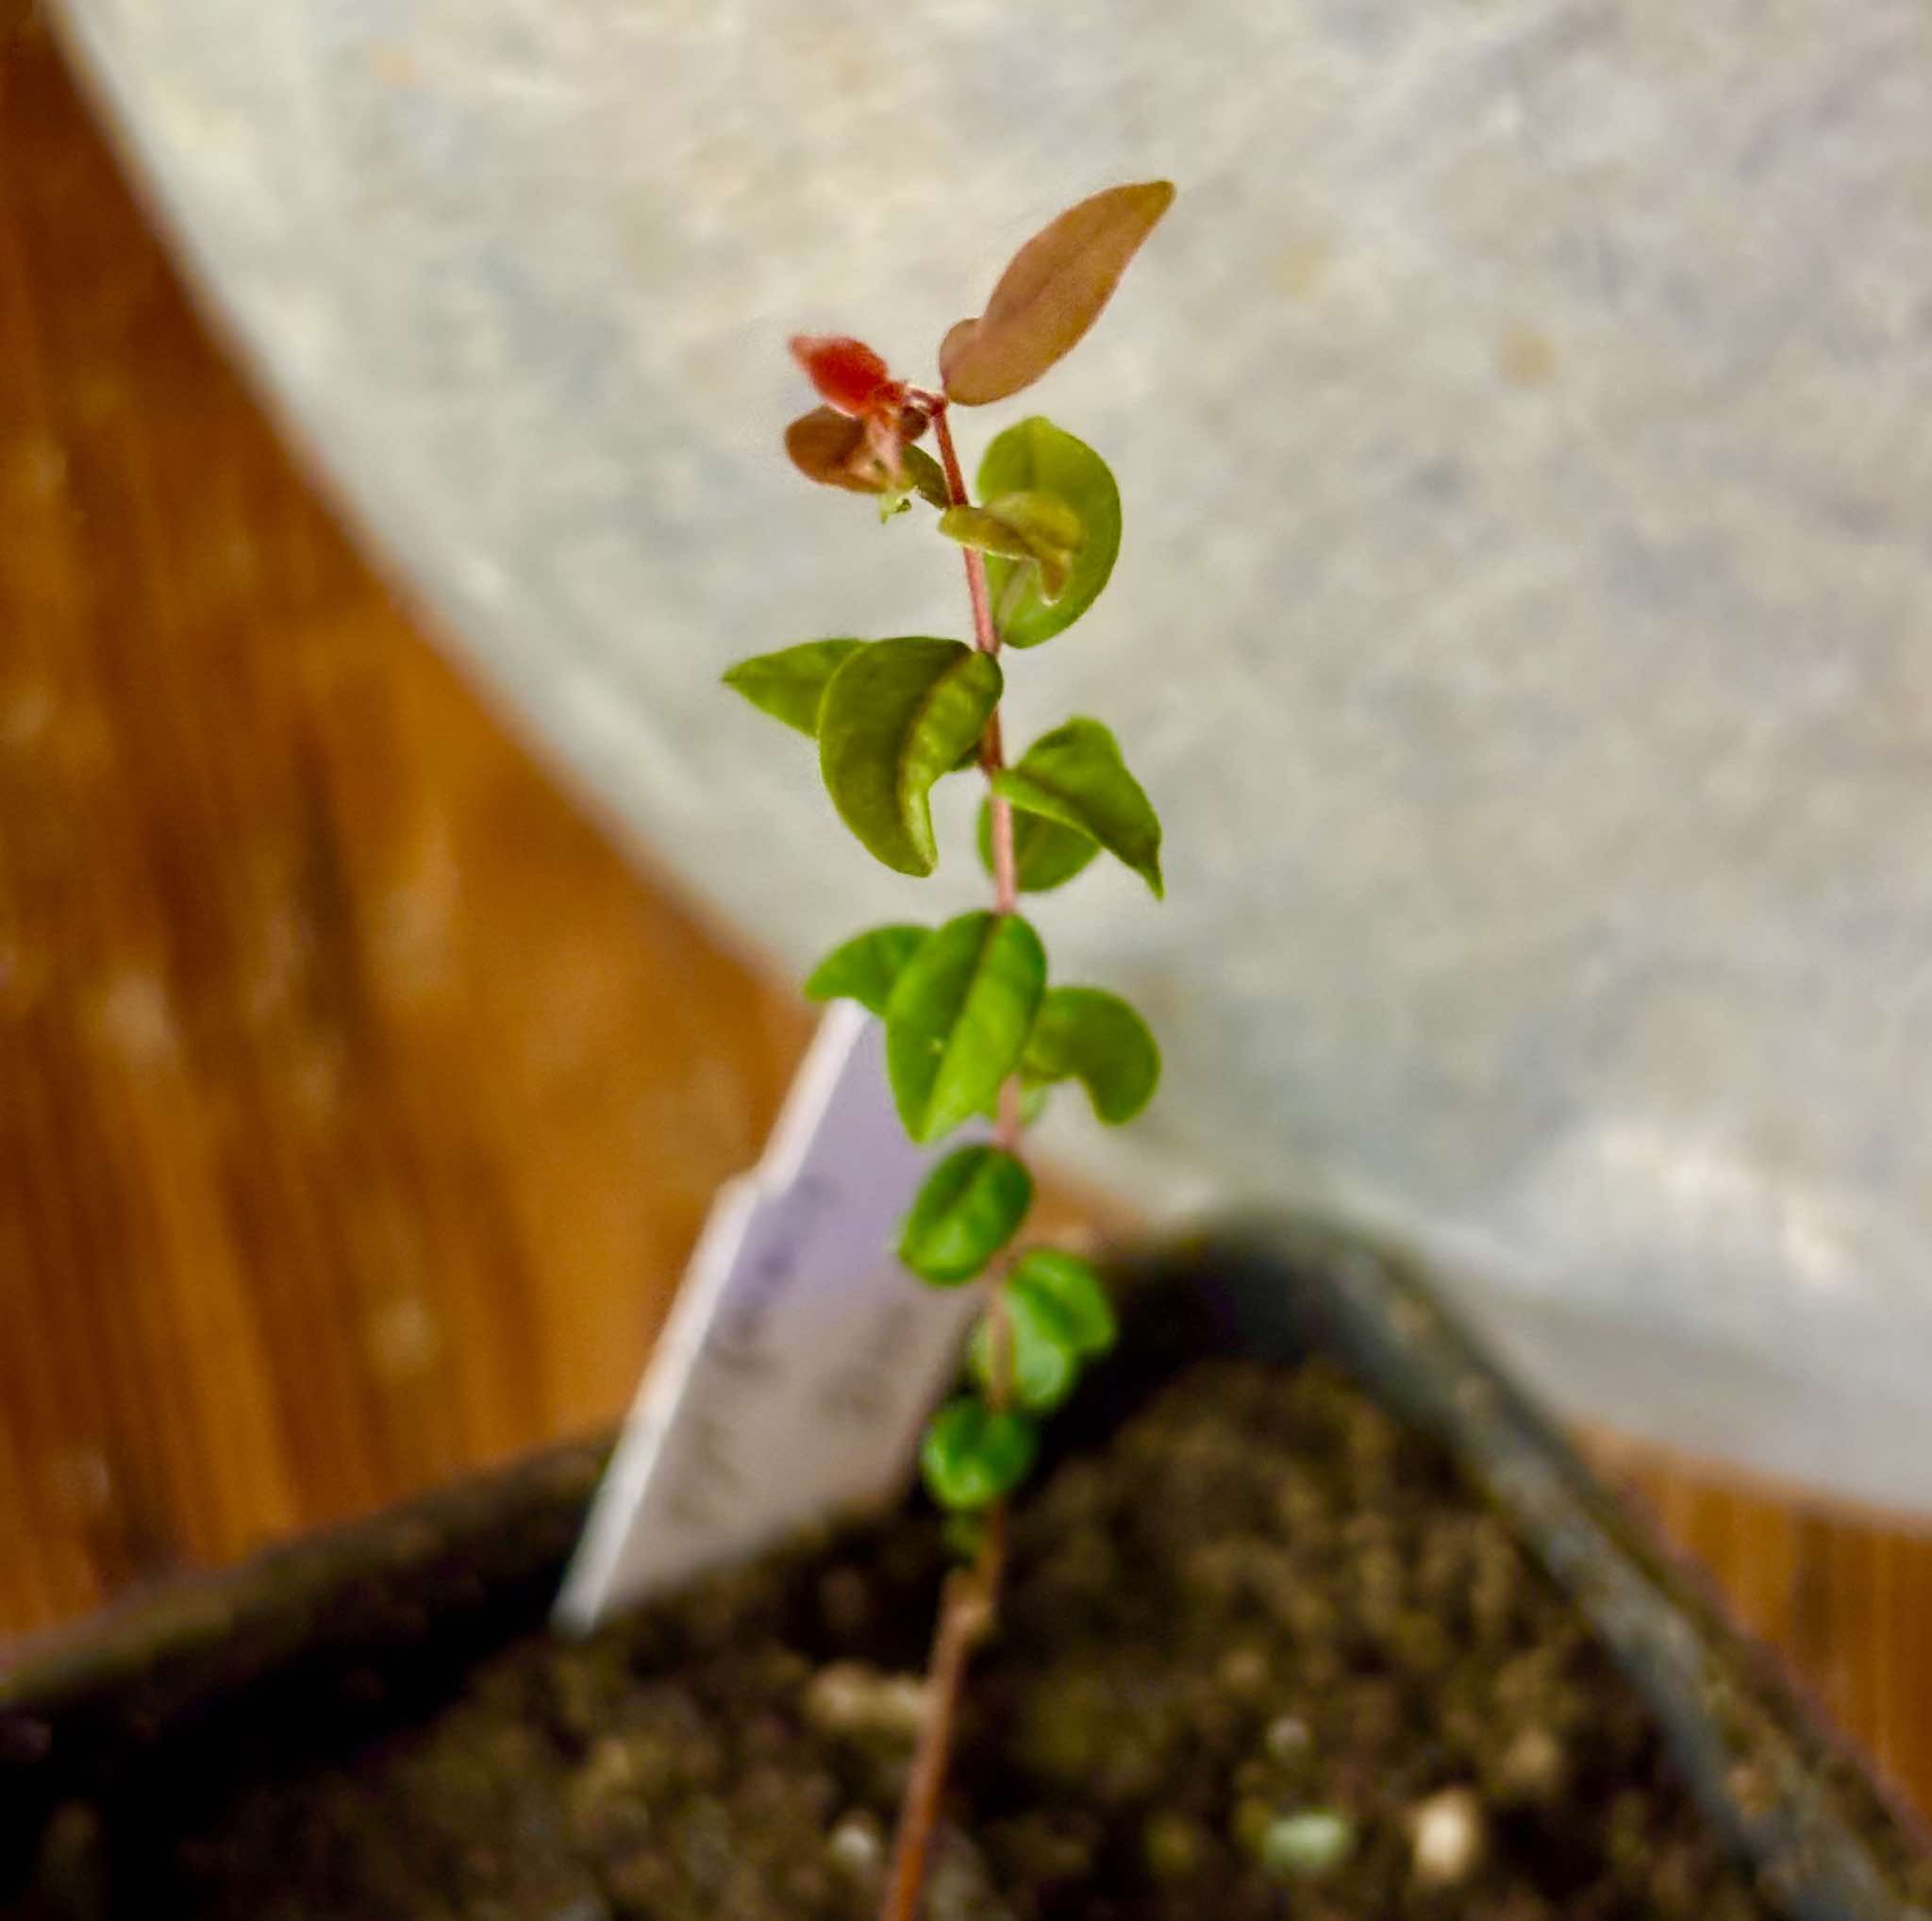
3,1,1928,1824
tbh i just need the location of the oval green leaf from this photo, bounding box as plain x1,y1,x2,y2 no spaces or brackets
819,638,1002,876
937,504,1037,564
722,639,862,737
898,1145,1034,1286
803,924,929,1016
920,1397,1039,1512
968,1249,1115,1412
884,910,1047,1143
940,181,1174,405
1008,1246,1117,1357
899,444,952,511
968,1299,1075,1413
992,718,1162,896
938,490,1083,604
1021,985,1161,1125
975,419,1121,647
977,796,1099,894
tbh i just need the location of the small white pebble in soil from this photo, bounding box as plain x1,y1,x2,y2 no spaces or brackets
826,1812,884,1877
1260,1809,1355,1879
804,1662,928,1741
1498,1724,1565,1801
1409,1785,1486,1884
1264,1714,1311,1761
1218,1645,1271,1695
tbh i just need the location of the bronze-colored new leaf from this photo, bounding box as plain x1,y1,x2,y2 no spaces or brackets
785,408,948,507
786,407,878,493
940,181,1174,405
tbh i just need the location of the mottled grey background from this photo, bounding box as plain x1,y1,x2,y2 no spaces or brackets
56,0,1932,1507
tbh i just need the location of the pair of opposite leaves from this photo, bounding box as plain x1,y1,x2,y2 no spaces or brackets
732,413,1159,885
805,911,1160,1144
729,634,1161,893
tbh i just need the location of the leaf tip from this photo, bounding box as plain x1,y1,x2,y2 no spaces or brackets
1133,178,1177,222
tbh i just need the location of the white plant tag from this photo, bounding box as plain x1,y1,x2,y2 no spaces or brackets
555,1001,978,1630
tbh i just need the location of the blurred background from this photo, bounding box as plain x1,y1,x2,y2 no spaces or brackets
4,0,1930,1817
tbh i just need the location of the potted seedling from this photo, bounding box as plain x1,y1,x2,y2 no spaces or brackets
723,177,1176,1914
3,187,1927,1921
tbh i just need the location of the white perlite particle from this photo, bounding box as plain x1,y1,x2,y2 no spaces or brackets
1408,1785,1486,1885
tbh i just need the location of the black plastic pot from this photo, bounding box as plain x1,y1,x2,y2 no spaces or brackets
3,1217,1925,1918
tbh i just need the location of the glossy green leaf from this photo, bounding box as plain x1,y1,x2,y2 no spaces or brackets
976,795,1100,894
818,638,1002,877
937,505,1035,564
898,1145,1034,1285
938,490,1083,603
968,1248,1116,1412
992,718,1162,896
969,1299,1074,1412
884,910,1047,1143
1008,1247,1117,1356
976,419,1121,646
920,1397,1039,1511
898,445,951,512
722,639,862,737
803,924,929,1016
1022,986,1161,1125
940,181,1175,405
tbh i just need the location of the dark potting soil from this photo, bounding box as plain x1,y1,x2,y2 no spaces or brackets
17,1360,1913,1921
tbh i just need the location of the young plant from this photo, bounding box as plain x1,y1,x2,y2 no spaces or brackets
724,180,1174,1919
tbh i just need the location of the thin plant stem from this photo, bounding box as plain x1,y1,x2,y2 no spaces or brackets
875,1570,992,1921
877,399,1027,1921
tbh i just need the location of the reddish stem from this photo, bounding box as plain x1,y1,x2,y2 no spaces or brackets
877,400,1027,1921
876,1568,992,1921
932,405,1019,919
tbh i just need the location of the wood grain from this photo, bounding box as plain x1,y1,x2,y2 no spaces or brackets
2,2,1927,1824
0,2,811,1616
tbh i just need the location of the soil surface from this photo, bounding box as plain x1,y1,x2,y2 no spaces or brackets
14,1361,1879,1919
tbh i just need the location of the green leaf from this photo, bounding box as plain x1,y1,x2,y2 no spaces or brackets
937,504,1036,564
977,796,1100,894
1008,1246,1117,1356
722,639,862,736
992,718,1162,896
969,1301,1075,1413
920,1397,1039,1511
968,1248,1116,1412
818,638,1003,876
885,911,1047,1143
898,1145,1033,1285
803,924,929,1016
1022,986,1161,1125
901,445,952,511
940,181,1175,406
976,419,1121,647
938,491,1084,603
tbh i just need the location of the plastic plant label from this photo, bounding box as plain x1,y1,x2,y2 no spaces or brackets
555,1002,980,1629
